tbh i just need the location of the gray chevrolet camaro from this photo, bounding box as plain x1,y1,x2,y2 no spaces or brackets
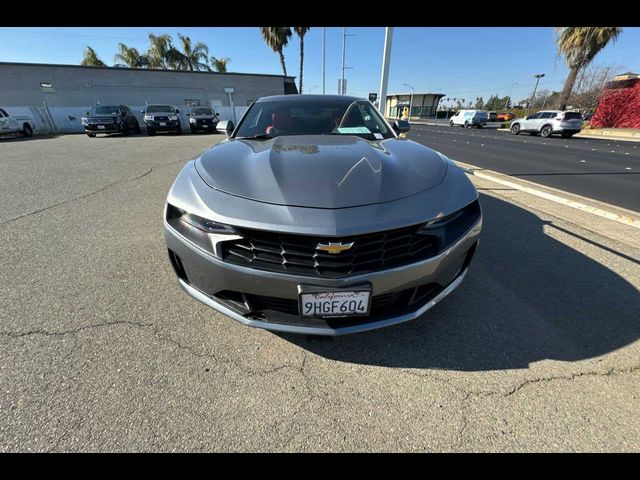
163,94,482,335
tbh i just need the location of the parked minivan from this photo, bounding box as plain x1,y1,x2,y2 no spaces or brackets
449,110,488,128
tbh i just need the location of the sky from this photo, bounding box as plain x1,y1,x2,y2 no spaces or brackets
0,27,638,104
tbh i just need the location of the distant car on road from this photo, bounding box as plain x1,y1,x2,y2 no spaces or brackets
188,106,220,134
0,107,35,137
510,110,583,138
142,105,182,136
449,110,488,128
82,104,141,138
496,112,515,122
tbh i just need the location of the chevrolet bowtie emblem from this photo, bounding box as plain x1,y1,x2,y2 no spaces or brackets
316,241,354,254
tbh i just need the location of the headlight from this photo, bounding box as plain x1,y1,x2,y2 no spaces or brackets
189,118,197,124
419,200,481,251
81,118,88,126
144,114,154,121
169,115,178,121
166,204,237,256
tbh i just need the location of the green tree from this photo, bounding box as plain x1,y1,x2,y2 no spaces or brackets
555,27,622,110
293,27,310,93
81,46,106,67
176,34,210,71
260,27,293,76
210,57,231,73
474,96,484,109
147,33,182,69
113,43,149,68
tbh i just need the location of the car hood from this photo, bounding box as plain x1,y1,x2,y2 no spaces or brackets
194,135,448,209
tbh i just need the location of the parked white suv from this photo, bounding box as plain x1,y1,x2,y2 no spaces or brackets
0,108,35,137
449,110,488,128
510,110,583,138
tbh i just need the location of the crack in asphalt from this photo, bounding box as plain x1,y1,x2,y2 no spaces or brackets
1,318,304,378
0,158,187,228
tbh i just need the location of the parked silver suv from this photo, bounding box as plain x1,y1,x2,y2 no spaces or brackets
510,110,583,138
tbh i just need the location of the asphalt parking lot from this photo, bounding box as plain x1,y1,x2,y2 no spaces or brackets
1,133,639,452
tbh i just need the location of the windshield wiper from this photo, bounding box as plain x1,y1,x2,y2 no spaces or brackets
235,134,274,140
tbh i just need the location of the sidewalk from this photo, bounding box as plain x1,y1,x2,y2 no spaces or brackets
576,128,640,142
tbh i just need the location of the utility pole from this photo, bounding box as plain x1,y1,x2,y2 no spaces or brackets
322,27,326,94
529,73,545,109
340,27,355,95
377,27,394,116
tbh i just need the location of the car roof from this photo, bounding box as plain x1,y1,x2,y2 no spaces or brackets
255,94,366,103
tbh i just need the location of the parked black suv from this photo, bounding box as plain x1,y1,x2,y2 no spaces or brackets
82,105,141,137
187,106,220,133
142,105,182,135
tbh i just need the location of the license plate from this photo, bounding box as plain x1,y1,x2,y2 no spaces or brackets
159,122,166,126
202,125,209,128
299,287,371,319
97,125,105,129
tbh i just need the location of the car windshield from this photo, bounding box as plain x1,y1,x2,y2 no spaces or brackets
234,98,393,140
147,105,174,113
192,107,213,115
92,106,120,115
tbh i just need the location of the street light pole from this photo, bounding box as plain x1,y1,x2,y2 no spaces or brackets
403,83,414,123
529,73,545,109
377,27,394,116
505,82,518,109
340,27,355,95
322,27,326,94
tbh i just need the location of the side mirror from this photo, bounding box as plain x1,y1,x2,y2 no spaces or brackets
175,109,180,114
85,111,90,116
525,116,531,120
140,110,145,114
216,120,234,137
392,120,410,134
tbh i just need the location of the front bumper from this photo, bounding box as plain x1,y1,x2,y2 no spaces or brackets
145,120,180,131
84,124,122,133
163,215,481,335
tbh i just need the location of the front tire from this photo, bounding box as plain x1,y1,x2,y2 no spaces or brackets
121,123,130,136
21,123,33,137
175,124,182,135
449,120,454,127
134,121,141,134
541,125,553,138
464,121,469,128
86,132,96,138
510,123,520,135
147,127,155,136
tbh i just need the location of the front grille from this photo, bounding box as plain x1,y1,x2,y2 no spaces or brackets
221,224,439,278
221,199,480,279
154,116,170,122
88,118,114,124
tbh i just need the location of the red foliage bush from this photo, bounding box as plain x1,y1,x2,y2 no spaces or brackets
590,78,640,129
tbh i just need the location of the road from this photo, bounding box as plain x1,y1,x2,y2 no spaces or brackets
407,124,640,212
1,134,639,451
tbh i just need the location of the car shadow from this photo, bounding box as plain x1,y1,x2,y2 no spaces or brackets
276,193,640,371
0,133,62,142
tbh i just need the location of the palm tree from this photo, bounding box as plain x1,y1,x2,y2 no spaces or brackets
210,57,231,73
260,27,293,76
81,46,106,67
113,43,149,68
147,33,182,69
176,34,210,71
555,27,622,110
293,27,310,93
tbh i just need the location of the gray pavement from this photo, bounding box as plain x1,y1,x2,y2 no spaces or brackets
1,134,639,451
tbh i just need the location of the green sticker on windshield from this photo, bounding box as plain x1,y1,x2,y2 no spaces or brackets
337,127,371,134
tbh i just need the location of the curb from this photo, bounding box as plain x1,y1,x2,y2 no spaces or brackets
454,161,640,230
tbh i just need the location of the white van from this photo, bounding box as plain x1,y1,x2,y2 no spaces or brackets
449,110,488,128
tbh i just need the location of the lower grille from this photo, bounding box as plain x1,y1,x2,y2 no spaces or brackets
243,283,442,318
